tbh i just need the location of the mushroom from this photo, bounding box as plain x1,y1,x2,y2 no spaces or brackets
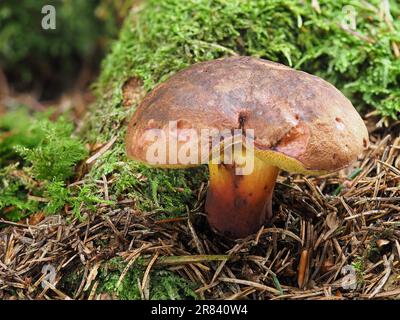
125,56,369,238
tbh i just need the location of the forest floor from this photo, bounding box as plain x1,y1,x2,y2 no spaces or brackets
1,88,400,299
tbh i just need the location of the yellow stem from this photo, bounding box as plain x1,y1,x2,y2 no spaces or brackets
206,156,279,238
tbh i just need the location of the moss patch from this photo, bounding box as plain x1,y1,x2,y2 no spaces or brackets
0,109,104,221
96,0,400,119
96,257,198,300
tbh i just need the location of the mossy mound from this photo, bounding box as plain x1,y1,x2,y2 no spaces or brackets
96,0,400,119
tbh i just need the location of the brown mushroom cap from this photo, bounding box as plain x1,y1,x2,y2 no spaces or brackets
126,56,368,173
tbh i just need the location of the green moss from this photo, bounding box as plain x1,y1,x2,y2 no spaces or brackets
95,0,400,118
0,109,103,221
0,108,47,166
0,165,39,221
113,163,206,216
16,117,88,181
97,257,198,300
85,130,207,217
351,256,366,286
44,181,112,220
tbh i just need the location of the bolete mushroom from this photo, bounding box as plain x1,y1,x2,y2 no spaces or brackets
125,56,369,238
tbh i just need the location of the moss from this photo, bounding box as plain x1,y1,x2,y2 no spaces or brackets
95,0,400,118
351,256,366,286
0,108,48,166
16,118,88,181
84,135,207,216
59,266,85,297
96,257,198,300
44,181,112,220
0,109,103,221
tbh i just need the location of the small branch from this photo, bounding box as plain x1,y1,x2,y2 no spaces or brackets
86,136,117,164
155,254,229,266
369,255,394,299
188,40,239,56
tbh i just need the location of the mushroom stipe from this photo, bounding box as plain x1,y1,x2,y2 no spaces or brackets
126,56,369,239
207,156,279,238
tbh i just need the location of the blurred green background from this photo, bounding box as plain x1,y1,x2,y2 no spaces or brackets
0,0,131,97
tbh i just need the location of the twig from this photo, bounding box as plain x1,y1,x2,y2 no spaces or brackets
86,136,117,164
369,255,394,299
219,277,282,295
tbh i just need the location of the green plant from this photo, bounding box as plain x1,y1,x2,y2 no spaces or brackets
0,109,99,221
16,117,88,181
0,165,39,221
96,257,198,300
0,108,45,166
351,256,366,285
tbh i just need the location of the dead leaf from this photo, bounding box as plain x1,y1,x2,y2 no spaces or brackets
298,249,309,288
28,212,45,225
326,212,339,230
376,239,390,248
84,262,100,292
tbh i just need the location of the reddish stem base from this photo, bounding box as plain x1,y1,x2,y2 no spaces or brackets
205,158,279,238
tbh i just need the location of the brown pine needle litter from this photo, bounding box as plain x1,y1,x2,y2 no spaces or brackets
1,119,400,300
